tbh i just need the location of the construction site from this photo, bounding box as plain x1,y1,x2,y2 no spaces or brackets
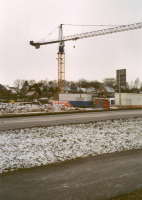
29,22,142,109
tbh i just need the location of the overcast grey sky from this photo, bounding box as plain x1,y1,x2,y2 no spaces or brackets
0,0,142,87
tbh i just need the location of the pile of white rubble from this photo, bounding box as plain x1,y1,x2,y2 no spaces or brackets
0,102,78,115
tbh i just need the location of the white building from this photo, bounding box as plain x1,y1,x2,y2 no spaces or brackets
59,93,92,107
115,93,142,108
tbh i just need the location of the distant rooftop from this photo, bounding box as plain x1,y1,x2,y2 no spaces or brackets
103,85,115,93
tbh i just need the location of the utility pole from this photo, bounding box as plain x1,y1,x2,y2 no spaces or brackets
117,69,126,108
119,74,121,108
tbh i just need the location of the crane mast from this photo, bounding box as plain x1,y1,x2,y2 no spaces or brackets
30,22,142,93
58,24,65,93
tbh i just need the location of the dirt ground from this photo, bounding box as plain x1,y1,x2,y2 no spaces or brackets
109,188,142,200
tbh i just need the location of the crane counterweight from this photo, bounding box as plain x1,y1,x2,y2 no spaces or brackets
35,45,40,49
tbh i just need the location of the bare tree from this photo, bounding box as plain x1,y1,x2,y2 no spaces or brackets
65,80,70,87
129,81,133,90
78,78,87,88
133,78,140,89
140,82,142,90
52,80,58,87
89,80,101,89
13,79,21,88
20,80,26,88
28,80,36,86
103,78,116,87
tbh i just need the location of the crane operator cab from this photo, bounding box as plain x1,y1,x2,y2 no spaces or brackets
58,42,65,54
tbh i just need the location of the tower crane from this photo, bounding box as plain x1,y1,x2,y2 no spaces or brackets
30,22,142,93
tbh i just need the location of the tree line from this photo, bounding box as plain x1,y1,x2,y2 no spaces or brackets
13,77,142,92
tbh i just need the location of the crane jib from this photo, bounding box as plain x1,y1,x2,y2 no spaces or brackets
30,22,142,48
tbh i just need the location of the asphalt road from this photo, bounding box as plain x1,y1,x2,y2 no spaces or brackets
1,149,142,200
0,109,142,130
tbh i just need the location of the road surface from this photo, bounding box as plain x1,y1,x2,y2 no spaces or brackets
0,109,142,130
1,149,142,200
